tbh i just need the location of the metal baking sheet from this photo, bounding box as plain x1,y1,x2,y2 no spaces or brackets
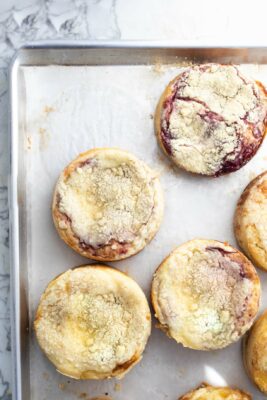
9,43,267,400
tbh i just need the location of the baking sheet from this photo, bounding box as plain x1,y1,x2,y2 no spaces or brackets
20,61,267,400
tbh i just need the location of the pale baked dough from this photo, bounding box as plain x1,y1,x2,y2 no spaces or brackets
243,310,267,394
34,265,151,379
155,64,267,176
234,171,267,271
179,383,251,400
52,148,163,261
151,239,260,350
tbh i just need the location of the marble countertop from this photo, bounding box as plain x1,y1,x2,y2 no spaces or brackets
1,0,267,398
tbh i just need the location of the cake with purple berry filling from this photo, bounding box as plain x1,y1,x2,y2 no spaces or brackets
52,148,163,261
155,64,267,176
151,239,260,350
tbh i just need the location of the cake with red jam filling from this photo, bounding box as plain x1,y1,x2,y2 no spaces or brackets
151,239,260,350
179,383,251,400
52,148,163,261
155,64,267,176
34,265,151,379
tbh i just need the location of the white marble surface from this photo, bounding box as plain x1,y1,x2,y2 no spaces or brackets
1,0,267,398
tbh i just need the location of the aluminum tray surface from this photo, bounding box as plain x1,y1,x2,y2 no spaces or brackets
10,44,267,400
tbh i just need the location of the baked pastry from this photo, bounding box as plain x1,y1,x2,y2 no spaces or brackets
151,239,260,350
234,171,267,271
179,383,251,400
34,264,151,379
155,64,267,176
52,148,163,261
243,310,267,394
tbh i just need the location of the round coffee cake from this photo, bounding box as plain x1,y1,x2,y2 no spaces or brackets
34,265,151,379
151,239,260,350
52,148,164,261
155,64,267,176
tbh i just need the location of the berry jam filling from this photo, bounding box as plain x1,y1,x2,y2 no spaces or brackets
206,246,236,256
207,246,248,279
79,239,129,256
206,244,256,329
160,90,177,156
216,139,260,176
77,157,97,169
198,110,224,124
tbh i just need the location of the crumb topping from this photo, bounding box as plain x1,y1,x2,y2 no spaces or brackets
160,64,267,175
35,266,151,378
152,240,259,350
56,150,159,249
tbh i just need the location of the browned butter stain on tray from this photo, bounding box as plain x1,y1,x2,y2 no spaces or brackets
38,127,50,149
43,105,55,115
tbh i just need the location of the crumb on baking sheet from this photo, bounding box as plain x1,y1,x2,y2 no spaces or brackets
43,105,55,115
26,135,32,150
42,372,49,380
151,59,194,74
39,127,50,149
58,383,66,390
151,62,165,74
114,383,121,392
149,113,154,120
172,60,195,68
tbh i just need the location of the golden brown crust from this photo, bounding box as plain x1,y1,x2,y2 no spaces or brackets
151,239,260,350
52,148,163,261
34,264,151,379
234,170,267,271
243,310,267,394
179,383,251,400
